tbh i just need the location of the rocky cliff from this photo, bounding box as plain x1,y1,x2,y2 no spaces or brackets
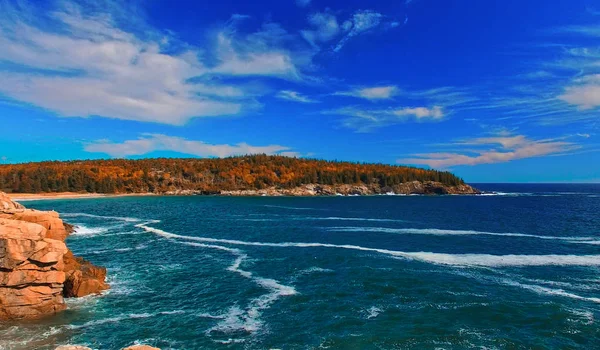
0,192,108,320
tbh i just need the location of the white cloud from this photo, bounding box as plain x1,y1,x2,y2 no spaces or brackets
399,135,578,168
296,0,312,8
301,12,341,48
0,2,308,125
85,134,295,158
393,106,444,118
559,83,600,109
276,90,318,103
212,26,301,79
335,86,399,100
325,105,445,132
334,10,391,52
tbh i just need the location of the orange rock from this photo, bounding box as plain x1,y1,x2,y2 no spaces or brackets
0,191,108,320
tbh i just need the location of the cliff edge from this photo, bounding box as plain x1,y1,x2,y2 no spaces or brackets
0,192,109,320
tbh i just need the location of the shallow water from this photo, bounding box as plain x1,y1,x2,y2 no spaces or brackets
1,184,599,349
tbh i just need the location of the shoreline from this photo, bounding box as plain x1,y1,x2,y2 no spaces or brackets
5,181,481,201
7,192,157,201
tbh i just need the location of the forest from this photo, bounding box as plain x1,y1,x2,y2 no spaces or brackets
0,155,464,194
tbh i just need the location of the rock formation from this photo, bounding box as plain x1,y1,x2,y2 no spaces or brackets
0,192,108,320
56,345,160,350
220,181,480,196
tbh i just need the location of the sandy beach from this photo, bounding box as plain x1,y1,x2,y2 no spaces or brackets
7,192,156,201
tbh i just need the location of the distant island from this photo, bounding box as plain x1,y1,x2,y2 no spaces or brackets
0,155,479,196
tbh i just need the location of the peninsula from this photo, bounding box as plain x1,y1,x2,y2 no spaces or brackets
0,155,479,196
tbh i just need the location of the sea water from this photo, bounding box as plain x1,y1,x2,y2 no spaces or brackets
1,184,599,349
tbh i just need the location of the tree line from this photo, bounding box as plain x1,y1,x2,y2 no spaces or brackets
0,155,465,193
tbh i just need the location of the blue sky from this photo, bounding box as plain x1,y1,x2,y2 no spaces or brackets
0,0,599,182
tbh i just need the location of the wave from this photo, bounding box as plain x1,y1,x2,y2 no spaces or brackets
327,227,595,242
569,240,600,245
136,222,297,336
298,266,335,274
240,216,406,223
264,205,322,211
71,225,109,236
365,306,383,319
78,244,147,255
564,307,595,325
137,222,600,268
61,212,141,222
499,279,600,304
68,310,186,330
306,216,405,222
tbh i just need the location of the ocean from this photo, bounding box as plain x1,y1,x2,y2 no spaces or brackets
1,184,599,349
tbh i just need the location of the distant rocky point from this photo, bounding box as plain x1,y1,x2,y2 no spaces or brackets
216,181,480,196
0,192,108,320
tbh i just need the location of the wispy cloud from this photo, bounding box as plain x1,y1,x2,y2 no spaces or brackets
325,105,445,132
334,10,399,52
85,134,297,158
213,22,305,79
0,1,313,125
334,86,399,100
399,134,579,168
298,9,400,53
301,11,341,48
276,90,318,103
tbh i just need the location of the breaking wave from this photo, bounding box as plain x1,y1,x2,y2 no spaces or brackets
327,227,596,242
137,222,600,268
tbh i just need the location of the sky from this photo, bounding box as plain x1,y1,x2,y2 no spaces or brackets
0,0,599,183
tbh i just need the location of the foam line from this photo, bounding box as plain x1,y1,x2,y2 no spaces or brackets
136,222,600,267
71,225,109,236
327,227,596,241
139,222,297,335
62,213,142,222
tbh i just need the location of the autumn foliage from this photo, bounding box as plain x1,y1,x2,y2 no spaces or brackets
0,155,464,194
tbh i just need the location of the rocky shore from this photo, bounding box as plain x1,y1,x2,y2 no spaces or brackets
217,181,480,196
0,192,108,320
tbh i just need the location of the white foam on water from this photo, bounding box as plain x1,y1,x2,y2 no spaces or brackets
298,266,335,274
569,240,600,245
564,308,595,325
71,225,109,236
307,216,405,222
327,227,596,242
68,310,186,329
365,306,383,319
264,205,320,210
480,192,533,197
62,212,142,222
499,279,600,304
214,338,247,344
138,222,297,336
79,244,147,256
138,222,600,268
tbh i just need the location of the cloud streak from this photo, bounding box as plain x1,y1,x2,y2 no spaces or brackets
399,135,578,168
325,105,445,132
276,90,318,103
334,86,399,100
85,134,297,158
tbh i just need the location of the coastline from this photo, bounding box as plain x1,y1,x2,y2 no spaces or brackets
7,192,158,201
5,182,481,200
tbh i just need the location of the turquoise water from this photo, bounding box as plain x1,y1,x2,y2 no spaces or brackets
1,184,600,349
